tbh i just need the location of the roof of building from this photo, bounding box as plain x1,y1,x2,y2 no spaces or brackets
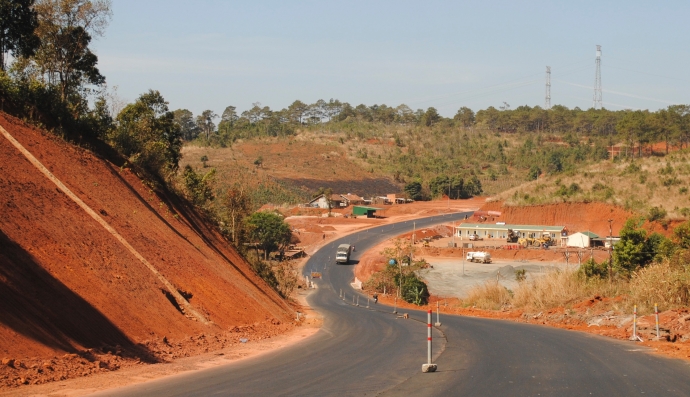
308,194,345,204
341,193,364,201
571,231,599,238
456,223,565,232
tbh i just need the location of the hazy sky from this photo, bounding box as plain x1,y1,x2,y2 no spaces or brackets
96,0,690,117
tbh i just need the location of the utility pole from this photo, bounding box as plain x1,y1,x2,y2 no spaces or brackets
593,45,603,109
607,219,613,282
545,66,551,110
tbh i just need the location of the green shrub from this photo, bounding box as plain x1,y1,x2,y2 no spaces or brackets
579,258,608,279
647,206,667,222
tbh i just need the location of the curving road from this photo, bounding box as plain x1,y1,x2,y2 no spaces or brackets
95,211,690,396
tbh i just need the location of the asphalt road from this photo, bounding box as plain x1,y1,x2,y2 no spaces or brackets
94,211,690,396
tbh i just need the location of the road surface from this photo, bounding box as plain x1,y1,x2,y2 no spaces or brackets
93,211,690,396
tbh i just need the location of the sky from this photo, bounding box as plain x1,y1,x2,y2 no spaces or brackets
95,0,690,117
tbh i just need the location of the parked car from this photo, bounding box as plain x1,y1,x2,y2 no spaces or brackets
469,234,482,241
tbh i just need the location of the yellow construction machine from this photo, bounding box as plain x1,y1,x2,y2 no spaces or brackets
519,232,552,248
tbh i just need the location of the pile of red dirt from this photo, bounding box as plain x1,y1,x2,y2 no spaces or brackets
0,113,295,388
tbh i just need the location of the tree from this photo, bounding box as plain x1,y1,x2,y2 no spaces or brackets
196,109,217,140
527,165,541,181
245,211,292,260
221,105,238,125
223,183,252,244
288,100,308,124
404,181,423,201
109,90,182,178
454,106,475,128
0,0,40,71
182,165,215,206
616,110,649,158
613,218,648,275
31,0,112,102
420,107,441,127
673,221,690,249
173,109,198,141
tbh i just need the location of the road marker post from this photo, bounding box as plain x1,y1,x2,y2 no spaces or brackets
367,298,370,309
352,295,355,305
340,289,342,299
655,303,660,340
357,296,360,307
630,304,643,342
422,309,437,373
435,301,442,326
393,297,397,314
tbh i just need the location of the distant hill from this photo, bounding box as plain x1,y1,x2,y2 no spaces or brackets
492,149,690,221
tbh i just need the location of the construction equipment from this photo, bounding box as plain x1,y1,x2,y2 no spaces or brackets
519,232,552,248
466,251,492,263
506,229,519,243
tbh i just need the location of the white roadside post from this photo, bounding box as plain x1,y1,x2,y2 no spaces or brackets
655,303,660,340
393,297,397,314
435,301,442,326
357,295,360,307
630,305,642,342
422,309,437,372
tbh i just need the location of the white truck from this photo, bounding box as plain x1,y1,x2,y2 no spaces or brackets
336,244,352,264
466,251,492,263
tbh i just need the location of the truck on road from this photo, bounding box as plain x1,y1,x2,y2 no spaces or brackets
466,251,492,263
336,244,352,264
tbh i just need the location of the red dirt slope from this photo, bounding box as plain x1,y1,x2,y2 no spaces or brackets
480,201,633,236
0,113,294,387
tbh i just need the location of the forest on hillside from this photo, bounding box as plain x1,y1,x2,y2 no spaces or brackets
176,99,690,202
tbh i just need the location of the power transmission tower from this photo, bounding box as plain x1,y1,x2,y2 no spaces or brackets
593,45,602,109
545,66,551,110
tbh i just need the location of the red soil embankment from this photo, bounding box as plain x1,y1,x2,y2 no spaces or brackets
480,201,683,237
0,113,294,387
481,201,633,236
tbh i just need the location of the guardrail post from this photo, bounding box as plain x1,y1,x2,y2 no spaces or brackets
422,309,437,372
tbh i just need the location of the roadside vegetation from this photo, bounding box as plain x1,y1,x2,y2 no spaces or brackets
363,239,430,305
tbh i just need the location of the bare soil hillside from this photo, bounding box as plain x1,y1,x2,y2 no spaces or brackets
0,113,295,388
181,137,401,199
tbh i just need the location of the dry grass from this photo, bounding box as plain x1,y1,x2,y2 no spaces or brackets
463,260,690,315
629,261,690,312
511,270,624,310
464,281,512,310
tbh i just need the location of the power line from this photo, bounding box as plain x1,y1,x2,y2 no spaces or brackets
555,79,676,105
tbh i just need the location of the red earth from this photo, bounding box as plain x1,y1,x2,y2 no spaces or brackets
0,113,296,389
